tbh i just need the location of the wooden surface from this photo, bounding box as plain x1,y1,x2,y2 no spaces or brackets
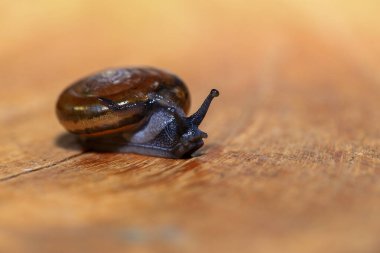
1,1,380,252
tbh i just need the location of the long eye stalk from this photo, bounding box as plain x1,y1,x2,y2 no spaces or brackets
188,89,219,126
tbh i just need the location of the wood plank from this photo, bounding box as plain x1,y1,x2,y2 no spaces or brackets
0,1,379,252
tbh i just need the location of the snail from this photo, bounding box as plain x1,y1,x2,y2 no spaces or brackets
56,67,219,158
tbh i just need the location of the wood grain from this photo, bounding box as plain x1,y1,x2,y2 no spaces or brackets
1,1,379,252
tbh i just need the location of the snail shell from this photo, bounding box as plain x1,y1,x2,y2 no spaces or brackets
56,67,219,158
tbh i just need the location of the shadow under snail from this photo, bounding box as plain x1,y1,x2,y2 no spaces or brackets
56,67,219,158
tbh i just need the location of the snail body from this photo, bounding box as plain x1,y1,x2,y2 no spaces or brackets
56,67,219,158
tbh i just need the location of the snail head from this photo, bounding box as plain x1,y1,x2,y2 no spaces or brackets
173,89,219,157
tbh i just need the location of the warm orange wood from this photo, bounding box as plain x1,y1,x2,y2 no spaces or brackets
0,1,379,252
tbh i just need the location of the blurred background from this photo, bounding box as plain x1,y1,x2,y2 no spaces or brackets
1,0,380,253
2,0,379,106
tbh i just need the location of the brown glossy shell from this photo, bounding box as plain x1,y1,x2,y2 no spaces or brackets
56,67,190,136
